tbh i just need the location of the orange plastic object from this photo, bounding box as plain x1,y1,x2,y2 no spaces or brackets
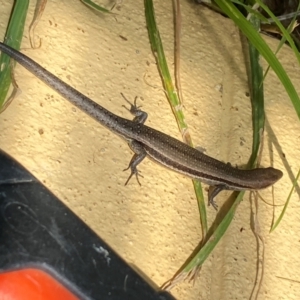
0,268,79,300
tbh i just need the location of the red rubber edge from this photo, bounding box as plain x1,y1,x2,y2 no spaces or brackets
0,268,79,300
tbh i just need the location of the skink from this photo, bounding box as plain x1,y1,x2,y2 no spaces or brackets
0,42,283,208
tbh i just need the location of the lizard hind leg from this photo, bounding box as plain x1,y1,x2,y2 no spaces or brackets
208,185,227,210
124,140,147,185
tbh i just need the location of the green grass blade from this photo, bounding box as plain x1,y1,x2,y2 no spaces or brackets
80,0,113,13
259,1,300,90
144,0,207,236
174,191,245,276
0,0,30,109
256,0,300,64
247,13,265,168
214,0,300,121
231,0,270,23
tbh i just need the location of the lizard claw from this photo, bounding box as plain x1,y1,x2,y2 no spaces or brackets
123,166,143,186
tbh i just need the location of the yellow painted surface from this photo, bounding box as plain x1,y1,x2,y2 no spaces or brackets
0,1,300,299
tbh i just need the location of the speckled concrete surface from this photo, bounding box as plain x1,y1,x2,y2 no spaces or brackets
0,1,300,299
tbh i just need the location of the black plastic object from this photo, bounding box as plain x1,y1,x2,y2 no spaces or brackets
0,149,176,300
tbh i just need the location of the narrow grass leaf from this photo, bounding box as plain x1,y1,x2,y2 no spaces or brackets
0,0,29,109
